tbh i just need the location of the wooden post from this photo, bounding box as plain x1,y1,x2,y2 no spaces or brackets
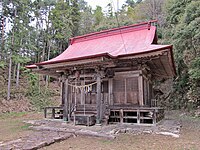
96,74,101,124
60,77,65,106
100,93,103,121
137,108,140,124
147,80,150,106
63,78,69,122
44,108,47,118
153,109,156,125
108,78,113,105
61,82,65,106
52,108,55,119
125,78,127,104
120,109,123,124
138,75,144,106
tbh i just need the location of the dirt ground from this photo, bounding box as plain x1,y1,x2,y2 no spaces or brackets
41,132,200,150
0,112,43,142
1,111,200,150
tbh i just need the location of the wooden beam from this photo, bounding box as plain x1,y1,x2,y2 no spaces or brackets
69,73,96,79
42,57,104,69
112,67,138,72
118,50,165,60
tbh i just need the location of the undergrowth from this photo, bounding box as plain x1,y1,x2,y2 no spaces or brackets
26,72,55,111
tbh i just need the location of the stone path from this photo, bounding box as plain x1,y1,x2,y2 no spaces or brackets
0,131,72,150
26,119,181,138
0,119,181,150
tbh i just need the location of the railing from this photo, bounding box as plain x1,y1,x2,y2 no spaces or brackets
44,104,97,120
108,106,164,125
44,106,63,119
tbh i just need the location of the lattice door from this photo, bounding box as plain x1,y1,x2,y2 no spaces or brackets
113,77,138,104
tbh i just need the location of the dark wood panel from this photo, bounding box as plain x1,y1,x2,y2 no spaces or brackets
127,91,138,104
113,92,126,104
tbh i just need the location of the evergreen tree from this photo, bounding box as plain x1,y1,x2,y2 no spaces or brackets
165,0,200,108
70,0,80,36
49,0,73,52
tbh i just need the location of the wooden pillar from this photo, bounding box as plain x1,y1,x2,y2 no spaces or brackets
52,108,55,119
96,74,101,124
153,109,156,125
120,109,123,124
138,75,144,106
44,108,47,118
137,108,140,124
63,78,69,121
125,78,127,104
108,78,113,105
147,80,150,106
61,82,65,106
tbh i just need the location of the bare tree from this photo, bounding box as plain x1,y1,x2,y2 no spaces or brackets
7,5,16,100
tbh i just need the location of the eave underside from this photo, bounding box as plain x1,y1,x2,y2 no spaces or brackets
31,49,175,79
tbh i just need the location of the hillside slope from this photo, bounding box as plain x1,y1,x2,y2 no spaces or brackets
0,67,60,113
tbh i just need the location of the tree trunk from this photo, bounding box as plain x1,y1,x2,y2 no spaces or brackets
16,63,20,87
7,8,16,100
7,56,12,100
13,63,16,80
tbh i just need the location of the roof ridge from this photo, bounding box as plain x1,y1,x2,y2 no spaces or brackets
70,20,157,45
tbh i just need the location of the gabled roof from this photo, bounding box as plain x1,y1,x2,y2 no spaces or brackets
27,20,176,77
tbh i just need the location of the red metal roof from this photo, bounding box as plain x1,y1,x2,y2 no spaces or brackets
27,21,173,69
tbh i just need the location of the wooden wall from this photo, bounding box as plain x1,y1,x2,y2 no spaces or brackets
68,70,153,108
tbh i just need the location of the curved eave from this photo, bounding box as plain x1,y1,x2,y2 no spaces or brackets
26,64,37,69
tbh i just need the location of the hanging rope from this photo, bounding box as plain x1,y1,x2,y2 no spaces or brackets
68,81,97,92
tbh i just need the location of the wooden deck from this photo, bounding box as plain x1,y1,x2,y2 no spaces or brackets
44,105,164,125
108,105,164,125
